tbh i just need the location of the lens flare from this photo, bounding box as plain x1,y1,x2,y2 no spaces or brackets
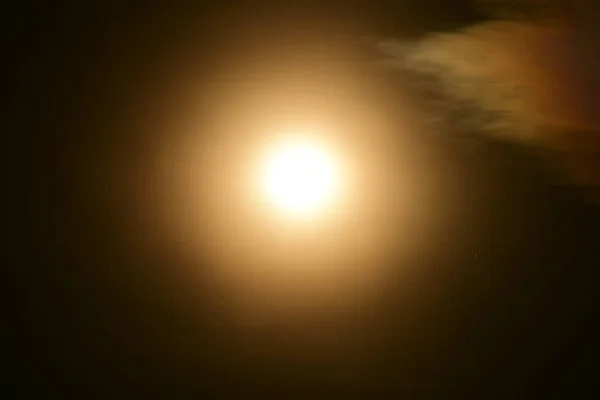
260,135,341,218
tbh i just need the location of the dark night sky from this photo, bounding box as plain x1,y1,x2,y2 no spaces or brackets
14,2,600,398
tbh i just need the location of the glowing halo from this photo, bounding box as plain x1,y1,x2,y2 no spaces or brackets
258,134,343,219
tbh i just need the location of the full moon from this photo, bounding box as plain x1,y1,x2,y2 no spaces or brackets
259,135,342,218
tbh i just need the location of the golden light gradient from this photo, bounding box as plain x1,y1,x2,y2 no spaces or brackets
142,33,444,326
259,134,342,218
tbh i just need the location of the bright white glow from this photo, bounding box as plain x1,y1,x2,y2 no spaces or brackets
260,136,341,217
